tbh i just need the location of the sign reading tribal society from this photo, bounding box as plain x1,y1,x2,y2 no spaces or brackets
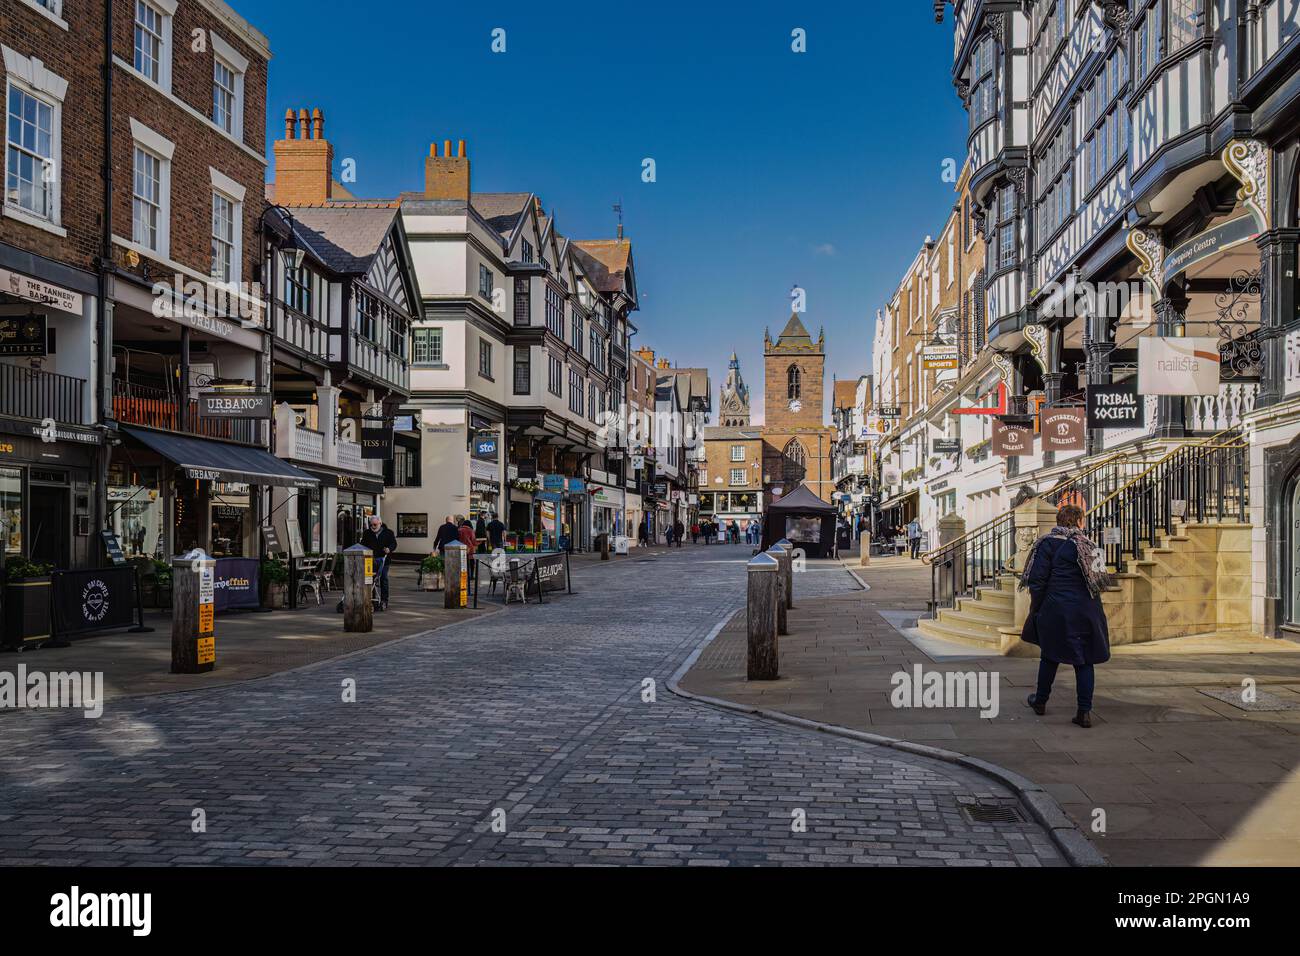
1138,337,1220,396
1087,384,1143,429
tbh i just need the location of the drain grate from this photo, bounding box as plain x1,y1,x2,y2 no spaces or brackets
960,801,1025,825
1198,687,1299,712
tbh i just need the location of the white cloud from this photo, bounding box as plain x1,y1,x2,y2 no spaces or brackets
812,243,836,257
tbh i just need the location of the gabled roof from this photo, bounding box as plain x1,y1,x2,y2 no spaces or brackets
472,192,532,238
284,205,402,276
834,380,857,409
571,240,632,294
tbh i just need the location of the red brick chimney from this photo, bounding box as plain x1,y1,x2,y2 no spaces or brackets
273,108,333,205
424,138,470,201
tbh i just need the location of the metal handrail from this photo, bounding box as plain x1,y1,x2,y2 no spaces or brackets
920,450,1135,565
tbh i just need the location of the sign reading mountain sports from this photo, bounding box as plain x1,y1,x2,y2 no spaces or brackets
922,344,959,370
1087,384,1143,429
1138,336,1220,395
198,391,272,419
992,420,1032,457
1040,408,1086,451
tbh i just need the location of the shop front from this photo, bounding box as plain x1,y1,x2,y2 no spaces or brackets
564,477,589,552
114,427,318,560
0,429,101,571
589,482,622,541
469,426,503,521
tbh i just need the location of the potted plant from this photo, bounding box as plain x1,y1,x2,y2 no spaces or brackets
3,556,54,650
151,559,173,609
420,554,445,591
260,556,289,609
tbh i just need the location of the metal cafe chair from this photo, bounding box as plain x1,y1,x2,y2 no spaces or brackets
295,555,327,606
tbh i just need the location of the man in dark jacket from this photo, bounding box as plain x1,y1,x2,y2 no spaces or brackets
433,515,459,553
486,513,506,550
361,514,397,609
672,519,685,548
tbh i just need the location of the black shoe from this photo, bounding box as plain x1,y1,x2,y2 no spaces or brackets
1072,710,1092,728
1026,694,1046,716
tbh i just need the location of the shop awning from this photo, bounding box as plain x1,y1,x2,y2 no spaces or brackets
122,427,319,488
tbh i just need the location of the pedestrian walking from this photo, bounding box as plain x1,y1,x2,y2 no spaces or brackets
906,517,922,559
1021,503,1111,729
361,514,396,611
637,517,649,548
690,522,700,544
673,519,685,548
433,515,459,554
475,514,488,554
486,513,506,550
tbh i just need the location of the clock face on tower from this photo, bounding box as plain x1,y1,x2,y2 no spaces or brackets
788,399,802,413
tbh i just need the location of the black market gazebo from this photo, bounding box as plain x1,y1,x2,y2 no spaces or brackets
760,483,838,559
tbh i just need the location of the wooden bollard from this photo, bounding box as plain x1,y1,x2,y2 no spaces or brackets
767,544,789,636
776,537,795,609
601,533,610,561
747,552,780,680
444,543,468,609
171,549,216,674
343,544,373,633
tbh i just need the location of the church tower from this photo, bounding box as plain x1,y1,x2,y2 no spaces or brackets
719,352,750,427
764,312,825,430
760,311,835,503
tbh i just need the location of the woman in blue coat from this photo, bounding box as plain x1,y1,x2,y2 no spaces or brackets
1020,503,1111,728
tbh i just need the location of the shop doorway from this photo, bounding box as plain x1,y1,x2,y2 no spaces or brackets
29,483,69,569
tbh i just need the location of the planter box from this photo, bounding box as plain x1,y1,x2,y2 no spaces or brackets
423,570,445,591
3,577,53,649
262,583,286,609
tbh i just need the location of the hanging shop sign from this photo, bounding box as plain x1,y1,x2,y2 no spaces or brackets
0,314,47,355
1087,384,1143,429
198,391,272,419
0,268,83,315
566,477,586,494
100,530,127,566
1040,408,1086,451
516,458,537,479
470,478,499,496
877,405,902,419
932,438,961,454
542,473,566,492
473,435,499,460
1138,337,1221,396
992,420,1033,457
360,424,394,459
922,344,960,370
630,454,645,470
1164,215,1259,283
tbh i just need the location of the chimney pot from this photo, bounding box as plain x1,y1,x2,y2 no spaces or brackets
444,139,452,158
457,139,466,158
312,108,324,140
284,109,296,140
298,108,310,140
424,136,471,200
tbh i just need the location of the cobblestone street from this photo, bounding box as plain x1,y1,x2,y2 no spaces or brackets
0,546,1062,866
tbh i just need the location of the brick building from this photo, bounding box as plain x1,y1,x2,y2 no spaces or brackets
761,314,835,506
1,0,110,574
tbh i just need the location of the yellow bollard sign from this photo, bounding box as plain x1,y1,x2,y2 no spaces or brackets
197,561,215,665
459,568,468,608
364,555,374,586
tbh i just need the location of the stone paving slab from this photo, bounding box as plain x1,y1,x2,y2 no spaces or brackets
0,544,1062,867
680,548,1300,866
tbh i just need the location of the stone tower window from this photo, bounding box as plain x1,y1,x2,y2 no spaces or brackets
787,365,801,400
782,439,806,486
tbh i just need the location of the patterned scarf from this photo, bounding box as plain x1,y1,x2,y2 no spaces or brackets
1018,525,1111,598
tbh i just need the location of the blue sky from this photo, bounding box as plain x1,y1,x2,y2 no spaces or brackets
252,0,967,421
